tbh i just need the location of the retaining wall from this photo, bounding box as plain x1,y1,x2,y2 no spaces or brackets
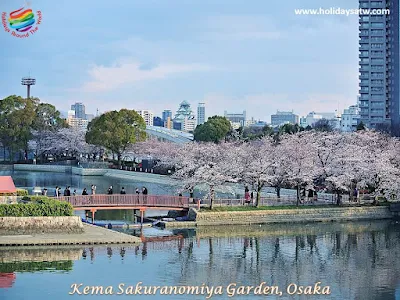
71,167,107,176
0,165,13,171
195,206,393,226
104,169,175,184
14,164,69,173
0,216,84,235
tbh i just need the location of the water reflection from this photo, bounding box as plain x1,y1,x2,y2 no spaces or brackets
0,221,399,299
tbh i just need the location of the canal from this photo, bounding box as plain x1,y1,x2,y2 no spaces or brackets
1,221,400,299
1,171,400,299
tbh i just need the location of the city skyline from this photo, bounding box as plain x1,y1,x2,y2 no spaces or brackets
1,0,359,120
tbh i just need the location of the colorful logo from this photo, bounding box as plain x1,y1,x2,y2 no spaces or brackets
9,7,35,32
1,4,42,38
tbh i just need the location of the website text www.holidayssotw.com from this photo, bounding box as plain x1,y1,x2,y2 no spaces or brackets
294,7,390,16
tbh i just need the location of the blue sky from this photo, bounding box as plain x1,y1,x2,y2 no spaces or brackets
0,0,359,121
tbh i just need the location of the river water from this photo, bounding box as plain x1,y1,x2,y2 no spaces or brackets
1,221,400,299
1,171,400,299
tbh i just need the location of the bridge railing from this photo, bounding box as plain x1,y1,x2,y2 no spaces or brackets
57,194,190,208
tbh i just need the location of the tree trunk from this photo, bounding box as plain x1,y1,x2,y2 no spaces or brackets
296,184,300,207
256,183,262,207
117,153,122,167
336,191,341,206
209,185,214,210
276,186,281,199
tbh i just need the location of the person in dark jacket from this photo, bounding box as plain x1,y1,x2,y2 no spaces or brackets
120,187,126,194
82,188,88,195
108,186,113,194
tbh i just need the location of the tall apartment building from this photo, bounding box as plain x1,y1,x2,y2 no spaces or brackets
71,102,86,119
137,110,154,126
197,103,206,125
359,0,399,133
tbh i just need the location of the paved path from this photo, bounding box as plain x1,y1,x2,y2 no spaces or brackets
0,224,141,246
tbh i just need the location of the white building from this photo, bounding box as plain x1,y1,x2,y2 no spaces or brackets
183,116,197,132
137,110,154,126
301,111,340,129
340,105,360,132
67,117,89,130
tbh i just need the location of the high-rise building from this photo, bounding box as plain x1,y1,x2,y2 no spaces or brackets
359,1,399,132
71,103,86,119
162,110,172,123
137,110,154,126
197,103,206,125
271,111,299,126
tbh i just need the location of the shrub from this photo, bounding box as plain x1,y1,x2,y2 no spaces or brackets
0,196,73,217
2,189,28,196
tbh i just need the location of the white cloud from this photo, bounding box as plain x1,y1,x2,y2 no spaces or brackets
81,60,213,92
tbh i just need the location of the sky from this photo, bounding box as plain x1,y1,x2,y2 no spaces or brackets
0,0,360,121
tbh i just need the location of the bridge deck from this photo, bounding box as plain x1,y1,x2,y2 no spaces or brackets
57,194,190,211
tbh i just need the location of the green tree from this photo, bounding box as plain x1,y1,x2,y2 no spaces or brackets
279,123,303,135
194,116,231,143
0,95,37,161
312,119,333,132
31,103,67,162
85,109,147,166
356,121,366,131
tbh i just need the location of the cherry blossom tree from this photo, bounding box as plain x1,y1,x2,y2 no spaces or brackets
236,137,277,206
173,142,241,209
279,132,317,206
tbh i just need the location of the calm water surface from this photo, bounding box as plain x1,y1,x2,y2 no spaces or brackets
1,221,400,300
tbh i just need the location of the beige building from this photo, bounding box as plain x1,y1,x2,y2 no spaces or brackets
137,110,154,126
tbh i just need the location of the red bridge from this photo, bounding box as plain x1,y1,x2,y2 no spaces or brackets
57,194,190,223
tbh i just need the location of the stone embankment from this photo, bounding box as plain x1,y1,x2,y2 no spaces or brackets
0,216,84,235
0,217,141,246
194,206,393,226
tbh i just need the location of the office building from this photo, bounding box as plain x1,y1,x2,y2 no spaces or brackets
301,111,340,129
153,116,164,127
71,103,86,119
197,103,206,125
340,105,361,132
224,110,246,128
67,117,89,129
271,111,299,126
137,110,154,126
359,0,399,132
162,110,172,123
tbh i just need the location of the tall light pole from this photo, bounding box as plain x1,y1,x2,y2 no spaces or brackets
21,77,36,99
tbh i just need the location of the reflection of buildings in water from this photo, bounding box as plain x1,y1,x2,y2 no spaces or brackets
0,273,16,288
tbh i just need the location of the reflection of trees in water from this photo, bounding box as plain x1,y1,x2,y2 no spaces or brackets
0,261,73,273
158,223,400,299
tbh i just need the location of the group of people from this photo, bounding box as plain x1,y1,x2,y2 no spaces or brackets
50,186,78,197
50,184,148,196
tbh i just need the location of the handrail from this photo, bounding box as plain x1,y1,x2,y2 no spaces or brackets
57,194,189,208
